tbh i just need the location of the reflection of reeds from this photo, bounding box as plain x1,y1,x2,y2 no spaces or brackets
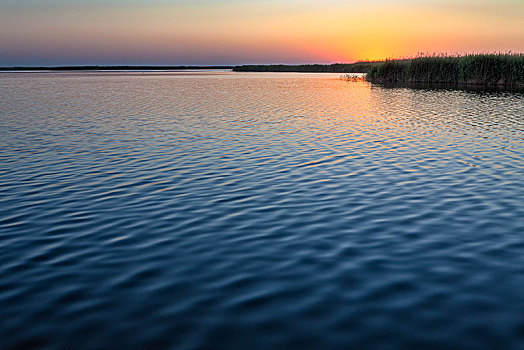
366,53,524,86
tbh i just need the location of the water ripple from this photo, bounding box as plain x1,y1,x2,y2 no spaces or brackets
1,71,523,349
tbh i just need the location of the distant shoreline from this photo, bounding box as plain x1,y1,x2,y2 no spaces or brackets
2,55,522,89
0,63,376,72
0,65,234,71
232,63,376,73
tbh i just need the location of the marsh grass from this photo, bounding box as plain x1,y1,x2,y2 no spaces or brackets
366,53,524,86
341,73,367,82
232,62,379,73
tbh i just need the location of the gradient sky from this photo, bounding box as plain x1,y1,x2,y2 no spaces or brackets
0,0,523,66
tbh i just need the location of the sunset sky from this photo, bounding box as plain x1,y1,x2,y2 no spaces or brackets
0,0,523,66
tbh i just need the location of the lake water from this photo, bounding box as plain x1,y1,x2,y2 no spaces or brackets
1,71,523,349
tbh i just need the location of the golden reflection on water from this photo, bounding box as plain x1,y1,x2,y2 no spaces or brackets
1,71,524,349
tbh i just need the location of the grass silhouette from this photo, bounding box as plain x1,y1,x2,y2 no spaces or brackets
366,53,524,86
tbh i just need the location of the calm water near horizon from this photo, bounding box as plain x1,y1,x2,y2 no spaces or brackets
1,71,524,349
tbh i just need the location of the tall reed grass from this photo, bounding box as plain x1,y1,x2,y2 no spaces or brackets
366,53,524,86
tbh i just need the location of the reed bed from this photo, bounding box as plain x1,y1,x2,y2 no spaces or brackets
366,53,524,86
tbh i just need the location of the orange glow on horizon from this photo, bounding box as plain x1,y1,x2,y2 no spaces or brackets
0,0,523,65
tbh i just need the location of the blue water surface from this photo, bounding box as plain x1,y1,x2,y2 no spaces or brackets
1,71,524,349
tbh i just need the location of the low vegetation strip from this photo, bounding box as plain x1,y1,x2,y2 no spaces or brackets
232,62,378,73
0,66,233,71
366,54,524,86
